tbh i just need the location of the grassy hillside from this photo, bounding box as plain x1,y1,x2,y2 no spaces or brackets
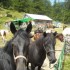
0,7,25,29
0,7,25,46
63,55,70,70
0,7,70,70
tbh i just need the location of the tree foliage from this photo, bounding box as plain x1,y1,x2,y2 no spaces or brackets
0,0,70,24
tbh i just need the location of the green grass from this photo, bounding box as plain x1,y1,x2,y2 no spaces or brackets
0,32,13,47
0,7,25,28
54,28,63,33
0,8,25,46
63,55,70,70
0,7,70,70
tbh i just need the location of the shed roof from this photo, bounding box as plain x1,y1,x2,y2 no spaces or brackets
25,13,52,21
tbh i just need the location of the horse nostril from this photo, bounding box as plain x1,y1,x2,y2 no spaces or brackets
55,59,57,62
50,59,57,64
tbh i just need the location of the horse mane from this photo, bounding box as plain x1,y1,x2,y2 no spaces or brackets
0,50,15,70
14,29,24,37
34,29,43,34
0,40,16,70
3,40,13,57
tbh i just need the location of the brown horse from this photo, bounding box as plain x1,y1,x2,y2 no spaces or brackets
56,33,64,42
33,28,43,40
33,29,64,42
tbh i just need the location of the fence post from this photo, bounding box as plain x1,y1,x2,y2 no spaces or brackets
54,41,66,70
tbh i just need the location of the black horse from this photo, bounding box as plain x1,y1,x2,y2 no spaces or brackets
10,22,32,70
0,22,32,70
27,32,57,70
0,50,15,70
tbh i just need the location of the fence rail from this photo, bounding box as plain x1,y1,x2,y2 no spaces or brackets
54,42,66,70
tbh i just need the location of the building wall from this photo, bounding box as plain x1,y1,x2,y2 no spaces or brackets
24,15,52,30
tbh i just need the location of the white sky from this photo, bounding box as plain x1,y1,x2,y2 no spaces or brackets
50,0,65,5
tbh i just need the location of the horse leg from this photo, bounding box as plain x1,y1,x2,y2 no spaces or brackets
38,65,42,70
31,64,35,70
27,62,30,70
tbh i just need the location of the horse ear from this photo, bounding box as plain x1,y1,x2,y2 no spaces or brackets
29,33,34,38
43,32,47,37
53,31,57,36
26,22,32,33
10,22,17,35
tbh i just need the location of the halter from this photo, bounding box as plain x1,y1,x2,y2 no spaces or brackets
43,43,55,54
13,31,28,62
13,47,27,63
13,49,27,62
43,40,55,69
14,55,27,61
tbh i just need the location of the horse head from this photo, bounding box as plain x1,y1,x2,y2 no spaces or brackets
56,33,64,42
10,22,32,70
34,28,43,40
43,32,57,64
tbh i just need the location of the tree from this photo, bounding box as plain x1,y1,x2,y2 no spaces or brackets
32,0,52,16
13,0,34,13
65,0,70,10
0,0,12,8
63,0,70,23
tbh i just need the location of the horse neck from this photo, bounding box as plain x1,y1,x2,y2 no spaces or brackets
36,37,44,48
3,40,13,57
35,37,46,54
